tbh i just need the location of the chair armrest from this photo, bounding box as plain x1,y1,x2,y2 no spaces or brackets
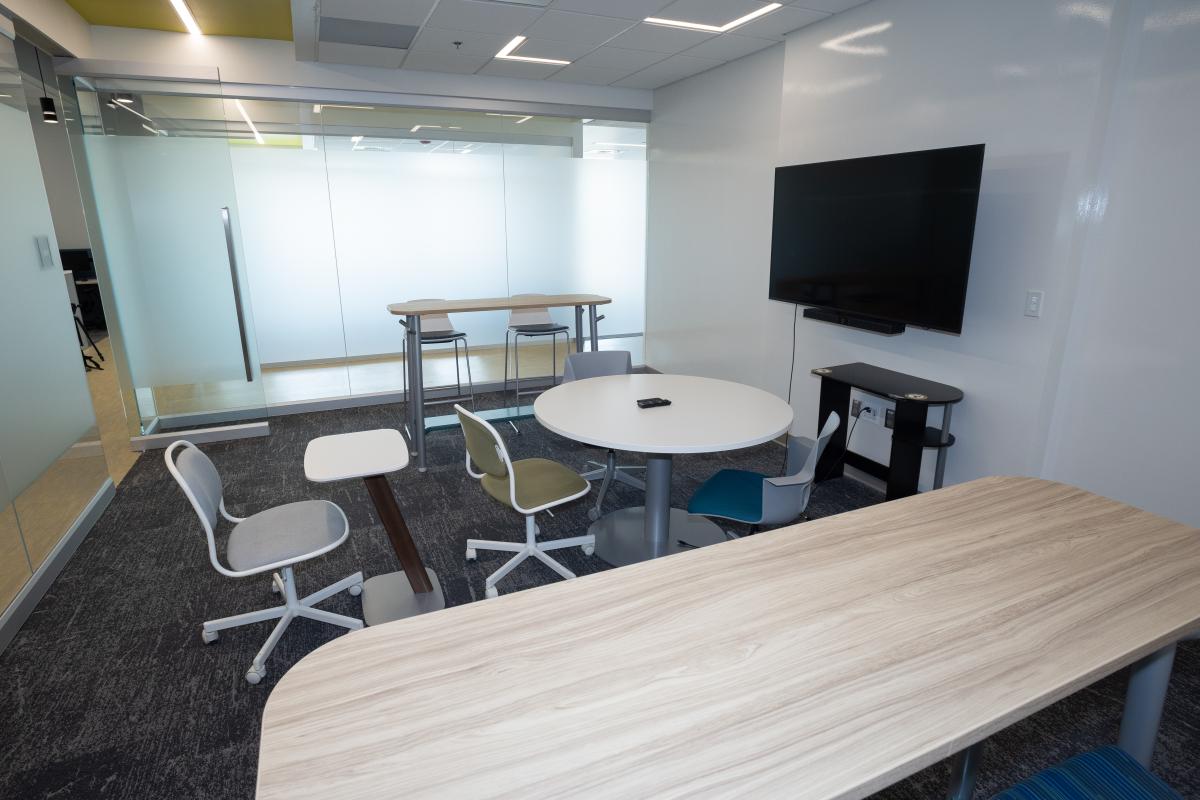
766,469,815,488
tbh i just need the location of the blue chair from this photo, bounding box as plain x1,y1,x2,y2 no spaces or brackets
688,411,840,534
995,746,1181,799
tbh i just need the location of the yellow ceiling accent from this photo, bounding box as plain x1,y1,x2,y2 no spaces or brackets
66,0,293,41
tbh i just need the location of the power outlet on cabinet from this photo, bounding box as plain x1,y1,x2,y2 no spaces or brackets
885,409,895,429
1025,290,1044,318
851,399,863,418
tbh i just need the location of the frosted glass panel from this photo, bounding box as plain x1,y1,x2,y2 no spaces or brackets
324,140,510,357
503,147,646,337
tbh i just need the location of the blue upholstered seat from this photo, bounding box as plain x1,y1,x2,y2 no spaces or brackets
994,747,1181,800
687,469,767,523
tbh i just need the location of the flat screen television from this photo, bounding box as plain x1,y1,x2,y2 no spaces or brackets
769,144,985,334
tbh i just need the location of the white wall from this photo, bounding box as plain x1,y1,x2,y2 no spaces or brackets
645,0,1200,525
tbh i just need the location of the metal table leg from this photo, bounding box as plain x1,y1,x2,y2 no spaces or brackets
1118,643,1177,767
588,304,599,351
591,452,724,567
934,404,954,490
406,314,427,472
946,741,983,799
575,305,585,353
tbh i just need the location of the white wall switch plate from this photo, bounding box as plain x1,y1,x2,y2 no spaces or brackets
36,235,54,269
1024,289,1044,318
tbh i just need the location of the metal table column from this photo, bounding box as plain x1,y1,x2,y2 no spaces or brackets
574,305,585,353
405,313,427,472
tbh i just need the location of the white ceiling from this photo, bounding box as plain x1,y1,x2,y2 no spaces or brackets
310,0,870,90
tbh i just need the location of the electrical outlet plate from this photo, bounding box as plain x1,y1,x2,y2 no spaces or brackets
851,399,863,418
1025,289,1044,318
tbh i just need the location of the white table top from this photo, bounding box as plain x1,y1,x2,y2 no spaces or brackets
533,373,794,454
303,429,409,482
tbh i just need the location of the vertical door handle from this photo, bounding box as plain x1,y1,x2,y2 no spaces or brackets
220,207,254,382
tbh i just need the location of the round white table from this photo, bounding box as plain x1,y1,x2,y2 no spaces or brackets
534,374,794,566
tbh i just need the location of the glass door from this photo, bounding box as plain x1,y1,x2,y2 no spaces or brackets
67,75,266,432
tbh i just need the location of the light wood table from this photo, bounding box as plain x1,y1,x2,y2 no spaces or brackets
256,477,1200,799
388,294,612,472
303,429,443,625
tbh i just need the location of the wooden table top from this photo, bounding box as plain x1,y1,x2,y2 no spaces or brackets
388,294,612,316
256,477,1200,800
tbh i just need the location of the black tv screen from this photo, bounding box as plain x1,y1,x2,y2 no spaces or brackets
769,144,985,334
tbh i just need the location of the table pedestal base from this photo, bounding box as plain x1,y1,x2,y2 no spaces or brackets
592,507,725,567
361,568,445,626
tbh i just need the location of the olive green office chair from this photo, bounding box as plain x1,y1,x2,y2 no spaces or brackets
455,404,594,598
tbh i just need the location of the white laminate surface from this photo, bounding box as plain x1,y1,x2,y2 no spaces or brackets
533,373,793,454
303,429,409,482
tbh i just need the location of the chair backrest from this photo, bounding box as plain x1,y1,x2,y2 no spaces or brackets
408,298,455,335
508,293,554,328
165,440,224,531
563,350,632,382
454,404,510,480
786,411,842,480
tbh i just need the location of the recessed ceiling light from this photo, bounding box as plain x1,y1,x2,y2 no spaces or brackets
645,3,782,33
169,0,203,36
411,124,442,133
234,99,264,145
494,35,571,66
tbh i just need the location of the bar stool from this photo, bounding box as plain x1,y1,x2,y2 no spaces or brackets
504,293,569,405
401,300,475,409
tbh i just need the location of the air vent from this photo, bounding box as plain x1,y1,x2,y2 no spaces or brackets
318,17,419,50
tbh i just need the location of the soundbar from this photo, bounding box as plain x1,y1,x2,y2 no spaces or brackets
802,307,906,335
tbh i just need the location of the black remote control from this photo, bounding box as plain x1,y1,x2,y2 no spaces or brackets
637,397,672,409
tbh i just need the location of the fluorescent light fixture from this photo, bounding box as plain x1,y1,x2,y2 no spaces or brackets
494,36,571,66
116,93,134,104
315,103,375,113
313,104,322,113
115,101,155,124
233,99,264,145
820,21,892,56
141,123,166,136
169,0,203,35
486,112,532,123
351,135,363,144
594,142,645,147
645,3,781,33
581,118,594,124
411,124,441,133
0,94,10,99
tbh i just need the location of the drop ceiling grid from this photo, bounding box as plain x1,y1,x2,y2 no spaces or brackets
395,0,856,89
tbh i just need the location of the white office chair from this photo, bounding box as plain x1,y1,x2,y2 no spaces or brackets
562,350,647,520
504,293,570,404
165,440,364,685
455,405,594,598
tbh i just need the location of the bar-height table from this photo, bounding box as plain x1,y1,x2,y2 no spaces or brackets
257,477,1200,799
304,429,444,626
387,294,612,472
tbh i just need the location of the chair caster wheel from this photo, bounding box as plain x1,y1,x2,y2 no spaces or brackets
245,665,266,685
485,585,498,599
466,547,477,561
582,543,595,556
201,629,218,644
349,584,362,597
270,577,281,594
587,507,601,522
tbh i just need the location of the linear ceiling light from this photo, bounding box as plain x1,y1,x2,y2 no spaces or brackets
234,99,264,144
494,36,571,66
486,112,532,123
169,0,203,35
645,3,782,33
594,142,646,147
411,124,441,133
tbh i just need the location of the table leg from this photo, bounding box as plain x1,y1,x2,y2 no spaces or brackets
406,314,428,472
363,474,433,593
644,453,673,558
575,305,585,353
1118,643,1177,767
933,404,954,490
946,741,984,799
816,378,850,482
588,304,599,351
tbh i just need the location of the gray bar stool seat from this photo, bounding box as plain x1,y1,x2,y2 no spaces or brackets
504,294,570,406
401,300,475,409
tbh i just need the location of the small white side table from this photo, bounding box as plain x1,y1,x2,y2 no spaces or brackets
304,429,445,625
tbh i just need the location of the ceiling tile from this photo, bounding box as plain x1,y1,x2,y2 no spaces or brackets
681,32,776,61
549,0,674,20
613,53,723,88
317,41,407,68
547,64,633,85
426,0,542,35
654,0,771,28
788,0,869,13
522,10,637,46
606,22,715,53
401,49,491,74
318,0,438,26
732,4,827,39
477,58,564,79
410,26,513,56
319,17,419,49
573,45,668,71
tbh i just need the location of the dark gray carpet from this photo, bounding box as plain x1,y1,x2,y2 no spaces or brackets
0,394,1195,799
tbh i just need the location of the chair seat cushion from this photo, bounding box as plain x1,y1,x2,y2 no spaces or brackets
687,469,766,523
995,747,1182,800
227,500,347,572
510,323,569,334
482,458,588,511
420,329,466,343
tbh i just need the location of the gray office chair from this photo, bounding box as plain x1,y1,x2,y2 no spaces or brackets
400,299,475,409
687,411,841,536
165,440,364,685
504,293,570,405
563,350,647,520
